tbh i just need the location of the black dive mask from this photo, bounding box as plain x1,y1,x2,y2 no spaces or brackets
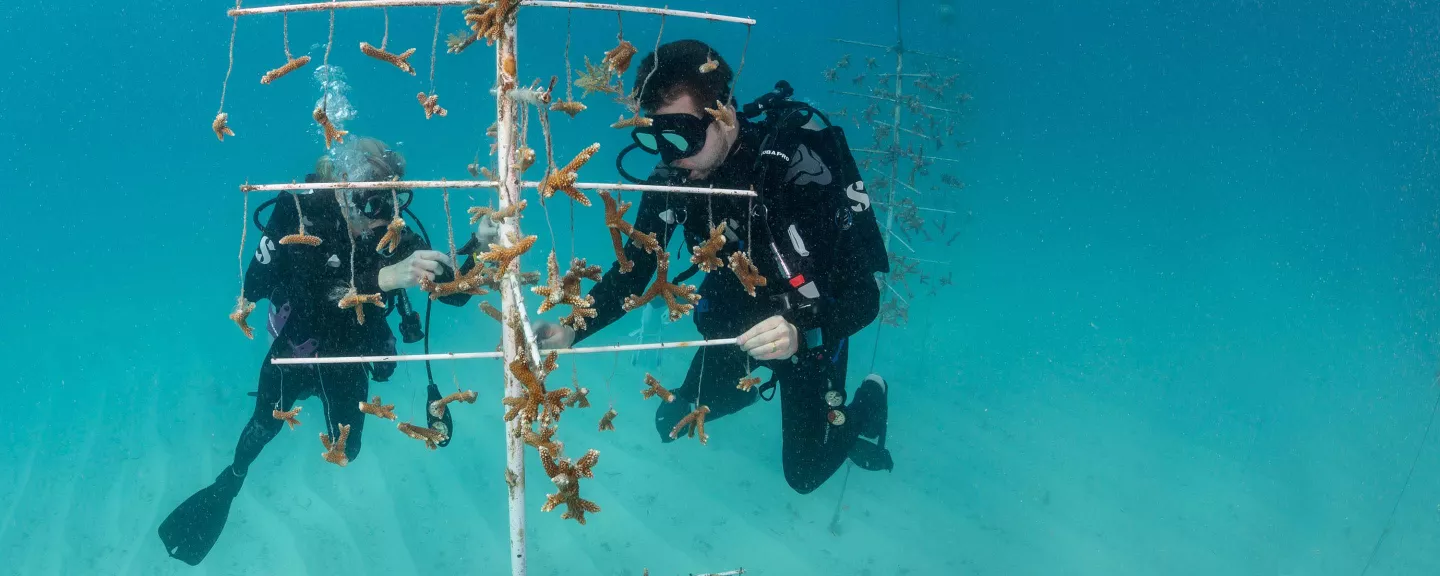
355,188,413,219
631,113,713,164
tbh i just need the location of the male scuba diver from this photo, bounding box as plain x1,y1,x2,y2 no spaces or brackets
535,40,894,494
158,137,493,565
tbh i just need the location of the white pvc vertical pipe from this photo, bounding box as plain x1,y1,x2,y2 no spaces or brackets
493,14,528,576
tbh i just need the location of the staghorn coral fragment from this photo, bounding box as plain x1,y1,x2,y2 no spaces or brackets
417,92,448,119
670,405,711,444
479,300,503,322
517,147,536,173
320,423,351,467
358,396,396,420
469,199,527,225
522,423,564,455
230,296,256,339
690,222,727,272
704,101,737,131
575,56,624,98
480,231,537,273
610,114,652,129
420,264,492,300
729,251,767,297
463,0,518,46
360,42,416,75
261,55,311,84
338,288,385,325
551,99,587,118
602,39,638,74
598,408,617,431
539,447,601,524
279,233,322,247
563,381,590,408
375,217,405,254
622,251,701,321
642,373,675,403
699,56,719,74
429,390,478,418
737,376,761,392
213,113,235,142
600,191,659,273
313,106,348,148
503,352,568,425
533,252,602,329
538,143,600,206
398,422,448,450
446,30,478,54
272,406,302,430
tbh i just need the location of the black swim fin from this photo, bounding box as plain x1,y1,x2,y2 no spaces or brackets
848,375,893,472
427,383,454,448
158,465,245,566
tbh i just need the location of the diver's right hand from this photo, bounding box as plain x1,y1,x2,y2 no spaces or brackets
534,321,577,349
379,250,449,291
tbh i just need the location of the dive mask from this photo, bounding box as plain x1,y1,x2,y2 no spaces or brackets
355,188,413,219
630,113,713,164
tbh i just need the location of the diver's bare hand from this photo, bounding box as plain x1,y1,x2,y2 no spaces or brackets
534,321,577,349
476,216,501,248
379,250,449,291
737,315,799,361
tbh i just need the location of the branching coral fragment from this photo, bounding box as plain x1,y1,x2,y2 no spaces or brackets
704,101,737,131
538,143,600,206
480,231,538,273
261,56,311,84
600,191,659,273
320,423,351,467
610,114,652,129
420,265,492,300
360,42,416,75
551,100,587,118
338,288,385,325
358,396,396,420
563,381,590,408
622,252,701,321
469,199,526,224
213,113,235,142
463,0,518,47
479,300,503,322
522,423,564,455
376,217,405,254
230,296,256,339
729,251,767,297
737,376,761,392
539,447,601,524
690,222,727,272
417,92,448,119
398,422,448,450
575,56,624,98
642,373,675,403
670,405,711,444
699,56,719,74
598,408,617,431
603,39,638,75
429,390,478,418
313,106,348,148
272,406,302,430
446,30,478,54
533,252,602,329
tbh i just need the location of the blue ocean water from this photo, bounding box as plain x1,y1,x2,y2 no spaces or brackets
1,0,1438,574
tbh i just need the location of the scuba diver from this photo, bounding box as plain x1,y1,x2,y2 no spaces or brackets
158,137,492,565
535,40,894,494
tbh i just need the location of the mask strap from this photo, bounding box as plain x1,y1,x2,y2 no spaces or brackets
615,143,651,184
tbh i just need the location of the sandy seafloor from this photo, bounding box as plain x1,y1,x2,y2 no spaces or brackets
3,0,1440,575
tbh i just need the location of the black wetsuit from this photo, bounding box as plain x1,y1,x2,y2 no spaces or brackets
577,119,888,493
233,192,471,473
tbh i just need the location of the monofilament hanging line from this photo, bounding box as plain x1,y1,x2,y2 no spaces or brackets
635,13,667,113
429,6,442,93
236,194,249,295
729,24,753,109
282,12,293,60
1359,386,1440,576
219,2,241,113
562,10,575,102
381,7,390,50
444,186,458,271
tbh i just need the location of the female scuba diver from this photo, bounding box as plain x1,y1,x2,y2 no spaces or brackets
535,40,895,494
158,137,492,565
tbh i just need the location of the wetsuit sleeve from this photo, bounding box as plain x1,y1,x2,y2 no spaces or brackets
572,192,674,344
814,266,880,345
242,192,301,304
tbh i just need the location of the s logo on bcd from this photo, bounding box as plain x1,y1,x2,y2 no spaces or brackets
845,181,871,212
255,236,276,265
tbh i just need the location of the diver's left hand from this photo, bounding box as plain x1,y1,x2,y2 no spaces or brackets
737,315,799,361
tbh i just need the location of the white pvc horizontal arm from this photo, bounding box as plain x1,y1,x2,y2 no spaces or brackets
269,338,739,365
229,0,756,24
240,180,756,197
